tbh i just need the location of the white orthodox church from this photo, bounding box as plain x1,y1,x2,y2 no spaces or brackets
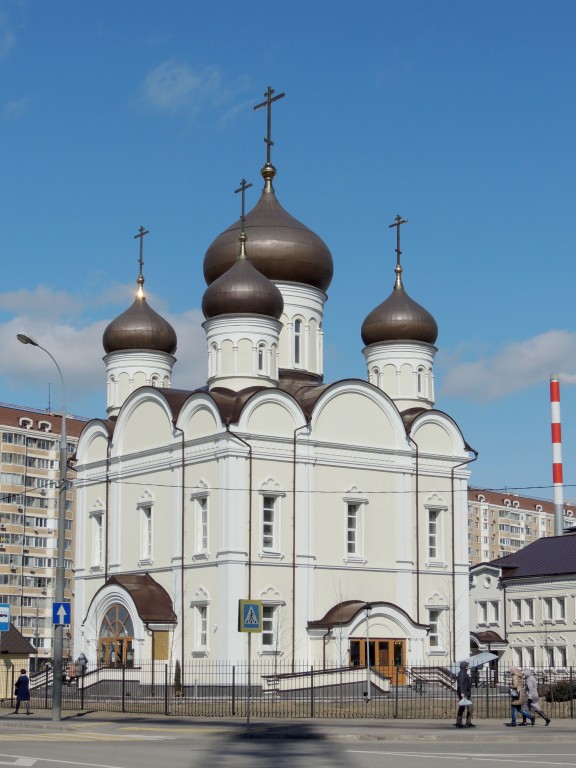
73,97,474,677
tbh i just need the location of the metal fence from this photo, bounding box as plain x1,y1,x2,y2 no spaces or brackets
2,662,576,719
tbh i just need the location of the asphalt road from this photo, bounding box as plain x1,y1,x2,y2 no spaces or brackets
0,712,574,768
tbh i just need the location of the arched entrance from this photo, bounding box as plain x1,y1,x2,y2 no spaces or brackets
98,604,135,668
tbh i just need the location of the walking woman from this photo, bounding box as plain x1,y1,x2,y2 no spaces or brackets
523,668,551,726
13,668,31,715
508,666,531,726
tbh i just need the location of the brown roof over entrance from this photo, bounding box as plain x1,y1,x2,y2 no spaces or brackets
0,623,37,655
104,574,177,624
307,600,428,630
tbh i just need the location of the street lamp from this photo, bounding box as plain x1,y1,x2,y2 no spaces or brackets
364,602,372,701
17,333,67,722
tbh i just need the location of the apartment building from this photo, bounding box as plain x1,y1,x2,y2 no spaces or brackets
0,403,87,669
467,487,575,565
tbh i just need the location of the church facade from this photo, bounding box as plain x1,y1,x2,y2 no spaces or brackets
73,97,474,675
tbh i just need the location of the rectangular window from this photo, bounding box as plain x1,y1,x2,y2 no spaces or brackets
558,646,567,667
262,496,276,550
93,515,103,566
197,606,207,648
428,509,440,559
428,609,440,648
196,497,208,552
543,597,553,621
142,506,152,560
490,601,499,624
512,599,522,622
262,605,277,650
478,602,488,624
524,599,534,622
556,597,566,620
347,503,359,555
525,646,535,668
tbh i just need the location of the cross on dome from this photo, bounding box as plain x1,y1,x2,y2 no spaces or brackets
254,86,285,167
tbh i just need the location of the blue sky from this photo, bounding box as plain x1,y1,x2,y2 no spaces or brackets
1,0,576,499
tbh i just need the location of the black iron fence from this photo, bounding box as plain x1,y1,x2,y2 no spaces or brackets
2,661,575,719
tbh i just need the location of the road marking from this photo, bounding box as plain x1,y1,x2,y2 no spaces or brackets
347,751,576,766
0,733,170,742
0,759,37,767
0,755,127,768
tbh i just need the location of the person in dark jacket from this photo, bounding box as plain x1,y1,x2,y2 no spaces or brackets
13,669,31,715
454,660,476,728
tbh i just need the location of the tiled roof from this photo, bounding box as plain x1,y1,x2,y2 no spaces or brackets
491,533,576,579
468,486,576,517
0,623,37,655
0,404,88,438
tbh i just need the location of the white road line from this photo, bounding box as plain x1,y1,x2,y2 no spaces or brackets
0,755,126,768
347,751,576,766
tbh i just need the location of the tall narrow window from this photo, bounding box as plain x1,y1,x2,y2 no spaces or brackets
428,509,440,558
197,606,207,648
347,504,359,555
543,597,553,621
417,367,425,396
262,496,276,550
196,497,208,552
141,506,152,561
428,609,440,647
262,605,277,650
294,319,302,365
93,513,103,566
258,344,265,373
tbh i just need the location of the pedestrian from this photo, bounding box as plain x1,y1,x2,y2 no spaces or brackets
76,652,88,676
523,668,551,726
454,660,476,728
508,666,531,726
13,668,31,715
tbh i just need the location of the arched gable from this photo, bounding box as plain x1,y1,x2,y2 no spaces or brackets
409,410,469,457
237,390,305,437
75,421,111,466
113,388,176,457
311,381,404,449
176,393,225,440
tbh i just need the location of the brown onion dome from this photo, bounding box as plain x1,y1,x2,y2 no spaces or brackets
361,265,438,346
103,281,177,354
203,164,333,291
202,235,284,320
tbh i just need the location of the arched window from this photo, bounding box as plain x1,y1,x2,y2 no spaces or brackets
294,319,302,365
258,343,265,373
417,367,425,397
98,605,134,668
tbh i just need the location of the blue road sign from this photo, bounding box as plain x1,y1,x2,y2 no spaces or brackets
52,602,71,626
0,603,10,632
238,599,263,633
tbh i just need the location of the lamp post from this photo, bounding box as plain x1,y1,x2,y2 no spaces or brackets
17,333,67,722
364,602,372,701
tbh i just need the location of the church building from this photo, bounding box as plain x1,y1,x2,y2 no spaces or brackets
73,91,475,677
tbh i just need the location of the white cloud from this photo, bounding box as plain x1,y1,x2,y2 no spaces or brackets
441,330,576,401
0,21,15,60
138,60,223,116
0,285,208,417
1,97,28,120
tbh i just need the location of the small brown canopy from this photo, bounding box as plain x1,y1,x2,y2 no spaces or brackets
0,623,37,655
99,573,177,624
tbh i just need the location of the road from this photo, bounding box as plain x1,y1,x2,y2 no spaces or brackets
0,713,574,768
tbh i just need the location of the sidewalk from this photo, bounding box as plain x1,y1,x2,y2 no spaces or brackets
0,709,573,742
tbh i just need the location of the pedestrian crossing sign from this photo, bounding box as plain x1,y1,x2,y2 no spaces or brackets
238,599,263,633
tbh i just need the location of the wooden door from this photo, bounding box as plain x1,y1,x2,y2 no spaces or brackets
350,638,406,685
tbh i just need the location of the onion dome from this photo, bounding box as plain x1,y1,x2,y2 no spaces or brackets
361,263,438,346
103,276,177,354
203,164,333,291
202,233,284,320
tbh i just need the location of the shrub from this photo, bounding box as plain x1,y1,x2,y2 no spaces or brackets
544,680,576,703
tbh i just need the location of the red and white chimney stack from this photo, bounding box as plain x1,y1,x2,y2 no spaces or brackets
550,375,564,536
